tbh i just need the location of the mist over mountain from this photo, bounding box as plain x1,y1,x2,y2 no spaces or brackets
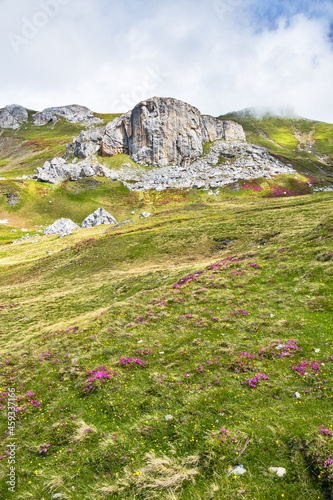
223,106,301,120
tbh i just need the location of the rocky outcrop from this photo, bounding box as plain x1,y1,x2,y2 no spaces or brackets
44,218,79,236
35,139,296,191
32,105,102,126
0,105,28,129
65,127,106,159
201,115,245,142
36,157,116,184
101,97,246,167
81,208,116,228
102,141,296,192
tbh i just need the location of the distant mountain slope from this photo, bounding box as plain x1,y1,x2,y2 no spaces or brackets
0,111,122,178
219,111,333,181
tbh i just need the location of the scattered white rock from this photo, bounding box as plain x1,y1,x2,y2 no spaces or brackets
12,235,40,244
293,392,301,399
159,352,165,354
228,465,247,476
117,140,296,192
269,467,286,477
0,219,9,224
314,185,333,192
137,340,143,344
140,212,151,218
36,138,296,192
165,415,173,421
314,349,320,353
44,218,79,236
81,207,117,228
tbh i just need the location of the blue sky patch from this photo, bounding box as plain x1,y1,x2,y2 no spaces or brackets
248,0,333,31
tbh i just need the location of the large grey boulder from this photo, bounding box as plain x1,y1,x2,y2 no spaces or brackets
44,218,79,236
0,105,28,129
36,157,115,184
81,208,116,228
65,126,105,159
37,157,68,184
32,105,102,126
101,97,246,167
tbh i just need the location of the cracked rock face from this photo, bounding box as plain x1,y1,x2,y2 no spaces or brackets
65,127,106,159
44,218,79,236
81,208,117,228
32,105,102,126
101,97,246,167
0,105,28,129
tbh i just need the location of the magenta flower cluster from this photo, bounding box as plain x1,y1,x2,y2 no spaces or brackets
292,360,322,376
83,365,118,393
231,309,249,316
259,339,302,359
242,373,270,388
318,426,332,436
38,444,51,454
242,184,263,191
116,357,146,367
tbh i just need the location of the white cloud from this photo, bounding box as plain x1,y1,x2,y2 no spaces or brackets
0,0,332,122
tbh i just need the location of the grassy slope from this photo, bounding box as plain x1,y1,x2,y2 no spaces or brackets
0,112,333,499
0,113,122,179
0,192,333,499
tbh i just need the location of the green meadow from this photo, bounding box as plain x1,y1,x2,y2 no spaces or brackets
0,113,332,499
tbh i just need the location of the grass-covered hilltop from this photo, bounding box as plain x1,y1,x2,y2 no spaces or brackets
0,100,333,499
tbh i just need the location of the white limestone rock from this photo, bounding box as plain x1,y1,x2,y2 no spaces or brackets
101,97,246,167
44,218,79,236
32,105,102,126
228,465,247,476
269,467,286,477
81,208,117,228
65,127,105,159
36,157,114,184
0,105,28,129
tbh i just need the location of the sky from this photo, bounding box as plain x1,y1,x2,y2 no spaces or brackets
0,0,333,122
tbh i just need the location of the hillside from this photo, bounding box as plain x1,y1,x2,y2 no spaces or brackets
220,111,333,181
0,103,333,499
